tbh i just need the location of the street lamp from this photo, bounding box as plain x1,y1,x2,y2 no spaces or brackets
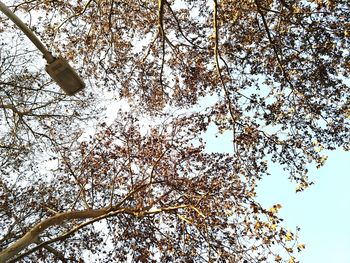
0,1,85,95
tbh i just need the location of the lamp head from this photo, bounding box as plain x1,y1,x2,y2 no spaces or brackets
45,57,85,96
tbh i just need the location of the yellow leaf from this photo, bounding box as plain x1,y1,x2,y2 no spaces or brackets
269,223,277,231
297,243,306,251
317,155,328,168
285,231,293,241
268,204,282,214
268,207,276,213
254,221,261,230
289,256,295,263
296,182,309,192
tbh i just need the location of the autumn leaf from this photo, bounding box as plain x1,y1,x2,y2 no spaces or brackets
297,243,306,252
269,223,277,231
285,231,294,241
268,203,282,214
275,255,282,261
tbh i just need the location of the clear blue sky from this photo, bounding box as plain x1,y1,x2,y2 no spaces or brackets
204,125,350,262
257,150,350,263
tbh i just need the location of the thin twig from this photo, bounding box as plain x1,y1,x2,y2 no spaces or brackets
213,0,237,152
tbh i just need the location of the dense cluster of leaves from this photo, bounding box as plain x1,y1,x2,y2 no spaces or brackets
0,0,349,262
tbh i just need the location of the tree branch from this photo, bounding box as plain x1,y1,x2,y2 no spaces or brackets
0,207,110,262
3,203,189,262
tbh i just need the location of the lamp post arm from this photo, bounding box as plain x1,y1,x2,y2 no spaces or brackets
0,1,55,63
0,1,85,95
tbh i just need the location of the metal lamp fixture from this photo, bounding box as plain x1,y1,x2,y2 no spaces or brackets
0,1,85,95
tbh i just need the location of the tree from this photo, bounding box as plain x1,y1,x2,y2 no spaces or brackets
0,0,349,262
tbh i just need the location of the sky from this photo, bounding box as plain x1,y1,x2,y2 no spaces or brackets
257,150,350,263
203,124,350,263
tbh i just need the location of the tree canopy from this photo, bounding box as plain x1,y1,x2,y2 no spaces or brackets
0,0,349,262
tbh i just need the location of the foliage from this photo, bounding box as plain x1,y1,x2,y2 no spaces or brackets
0,0,349,262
